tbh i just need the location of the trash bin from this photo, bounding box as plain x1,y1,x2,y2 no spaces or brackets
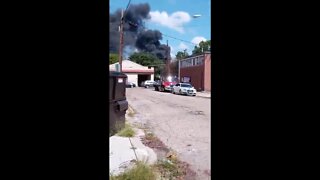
109,71,128,136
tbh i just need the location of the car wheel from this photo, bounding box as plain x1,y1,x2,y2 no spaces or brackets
179,90,182,95
146,85,149,88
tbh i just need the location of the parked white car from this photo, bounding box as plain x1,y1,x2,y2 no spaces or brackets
172,83,197,96
143,80,155,88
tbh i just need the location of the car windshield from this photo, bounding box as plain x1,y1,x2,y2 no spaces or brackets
181,84,192,88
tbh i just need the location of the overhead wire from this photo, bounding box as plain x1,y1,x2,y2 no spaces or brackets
123,0,131,18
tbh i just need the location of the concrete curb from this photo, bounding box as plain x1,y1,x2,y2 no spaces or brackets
109,128,157,176
129,129,157,165
196,95,211,99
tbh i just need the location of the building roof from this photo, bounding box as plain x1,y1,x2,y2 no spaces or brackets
109,60,154,73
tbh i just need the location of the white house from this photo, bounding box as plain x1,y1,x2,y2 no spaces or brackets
110,60,154,86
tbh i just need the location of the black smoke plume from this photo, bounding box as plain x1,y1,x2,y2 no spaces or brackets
109,3,170,61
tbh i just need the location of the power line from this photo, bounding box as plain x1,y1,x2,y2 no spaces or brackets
131,24,198,46
123,0,131,18
160,33,197,46
139,24,198,46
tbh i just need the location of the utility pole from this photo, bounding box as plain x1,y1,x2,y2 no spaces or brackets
118,9,124,72
166,40,170,77
178,58,180,82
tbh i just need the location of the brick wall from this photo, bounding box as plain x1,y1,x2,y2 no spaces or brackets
180,64,204,91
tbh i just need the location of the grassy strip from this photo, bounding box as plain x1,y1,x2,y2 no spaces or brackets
117,123,135,137
142,131,196,179
113,129,194,179
110,161,156,180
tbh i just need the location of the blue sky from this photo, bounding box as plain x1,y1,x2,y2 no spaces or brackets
110,0,211,58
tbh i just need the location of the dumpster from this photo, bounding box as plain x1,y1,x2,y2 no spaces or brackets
109,71,128,136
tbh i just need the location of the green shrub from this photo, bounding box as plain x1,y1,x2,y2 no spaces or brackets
110,161,156,180
117,124,135,137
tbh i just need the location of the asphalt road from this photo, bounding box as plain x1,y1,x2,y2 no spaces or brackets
126,87,211,180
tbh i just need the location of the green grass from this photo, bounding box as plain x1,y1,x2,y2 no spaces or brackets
117,123,135,137
155,159,182,179
110,161,156,180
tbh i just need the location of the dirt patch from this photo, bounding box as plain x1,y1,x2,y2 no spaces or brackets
175,161,197,180
141,131,197,180
204,169,211,176
141,132,170,153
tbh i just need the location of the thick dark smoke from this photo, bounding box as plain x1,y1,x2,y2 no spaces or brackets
136,30,169,60
109,3,169,60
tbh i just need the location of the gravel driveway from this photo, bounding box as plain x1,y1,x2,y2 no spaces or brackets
126,87,211,180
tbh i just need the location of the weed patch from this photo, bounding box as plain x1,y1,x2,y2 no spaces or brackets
117,124,135,137
110,161,156,180
141,130,197,180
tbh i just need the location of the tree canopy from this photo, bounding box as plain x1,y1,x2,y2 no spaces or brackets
129,52,163,66
129,52,165,79
175,51,189,60
192,40,211,55
109,53,119,64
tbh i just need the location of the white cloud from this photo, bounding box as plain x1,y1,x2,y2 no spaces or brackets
170,46,175,58
149,11,191,33
170,52,175,59
178,42,189,50
191,36,207,45
170,45,175,52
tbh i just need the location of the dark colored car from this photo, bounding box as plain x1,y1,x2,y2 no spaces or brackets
126,82,136,88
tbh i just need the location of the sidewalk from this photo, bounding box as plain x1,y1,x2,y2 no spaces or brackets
196,91,211,98
109,128,157,176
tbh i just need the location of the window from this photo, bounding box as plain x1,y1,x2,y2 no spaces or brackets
182,77,191,83
195,56,204,65
180,56,204,67
181,84,192,88
181,58,193,68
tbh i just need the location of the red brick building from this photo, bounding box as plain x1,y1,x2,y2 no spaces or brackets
179,52,211,91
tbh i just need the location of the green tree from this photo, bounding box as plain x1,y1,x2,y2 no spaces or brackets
129,52,162,66
175,51,189,60
129,52,164,79
192,40,211,55
109,53,119,64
